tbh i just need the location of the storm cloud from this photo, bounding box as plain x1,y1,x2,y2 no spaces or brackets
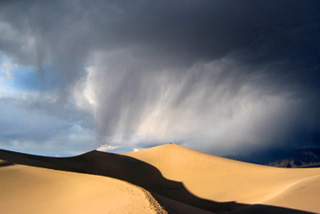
0,0,319,160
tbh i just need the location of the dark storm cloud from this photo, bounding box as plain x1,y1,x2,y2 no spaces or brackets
1,1,318,62
0,0,319,158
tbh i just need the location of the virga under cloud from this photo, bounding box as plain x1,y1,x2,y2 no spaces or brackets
0,0,319,161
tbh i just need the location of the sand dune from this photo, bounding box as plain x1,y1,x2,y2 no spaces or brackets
0,148,251,213
1,144,319,213
124,144,320,213
0,162,166,214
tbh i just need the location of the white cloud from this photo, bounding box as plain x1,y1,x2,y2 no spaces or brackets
97,144,119,152
133,148,143,152
0,56,15,80
72,66,97,114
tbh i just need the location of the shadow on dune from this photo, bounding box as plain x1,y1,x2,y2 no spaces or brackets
0,149,315,214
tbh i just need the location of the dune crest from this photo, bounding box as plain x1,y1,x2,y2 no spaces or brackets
124,144,320,213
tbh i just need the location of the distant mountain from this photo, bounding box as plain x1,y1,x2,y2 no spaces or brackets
268,148,320,168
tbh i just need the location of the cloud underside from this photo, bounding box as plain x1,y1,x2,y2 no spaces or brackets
0,0,319,157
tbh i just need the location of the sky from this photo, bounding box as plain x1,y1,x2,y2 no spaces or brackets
0,0,319,163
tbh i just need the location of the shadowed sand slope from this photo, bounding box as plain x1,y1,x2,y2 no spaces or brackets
124,144,320,213
0,147,318,214
0,161,165,214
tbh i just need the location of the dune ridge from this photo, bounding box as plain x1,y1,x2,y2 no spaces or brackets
124,144,320,213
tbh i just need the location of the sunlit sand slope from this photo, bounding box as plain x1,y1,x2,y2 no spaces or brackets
0,162,166,214
125,144,320,213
